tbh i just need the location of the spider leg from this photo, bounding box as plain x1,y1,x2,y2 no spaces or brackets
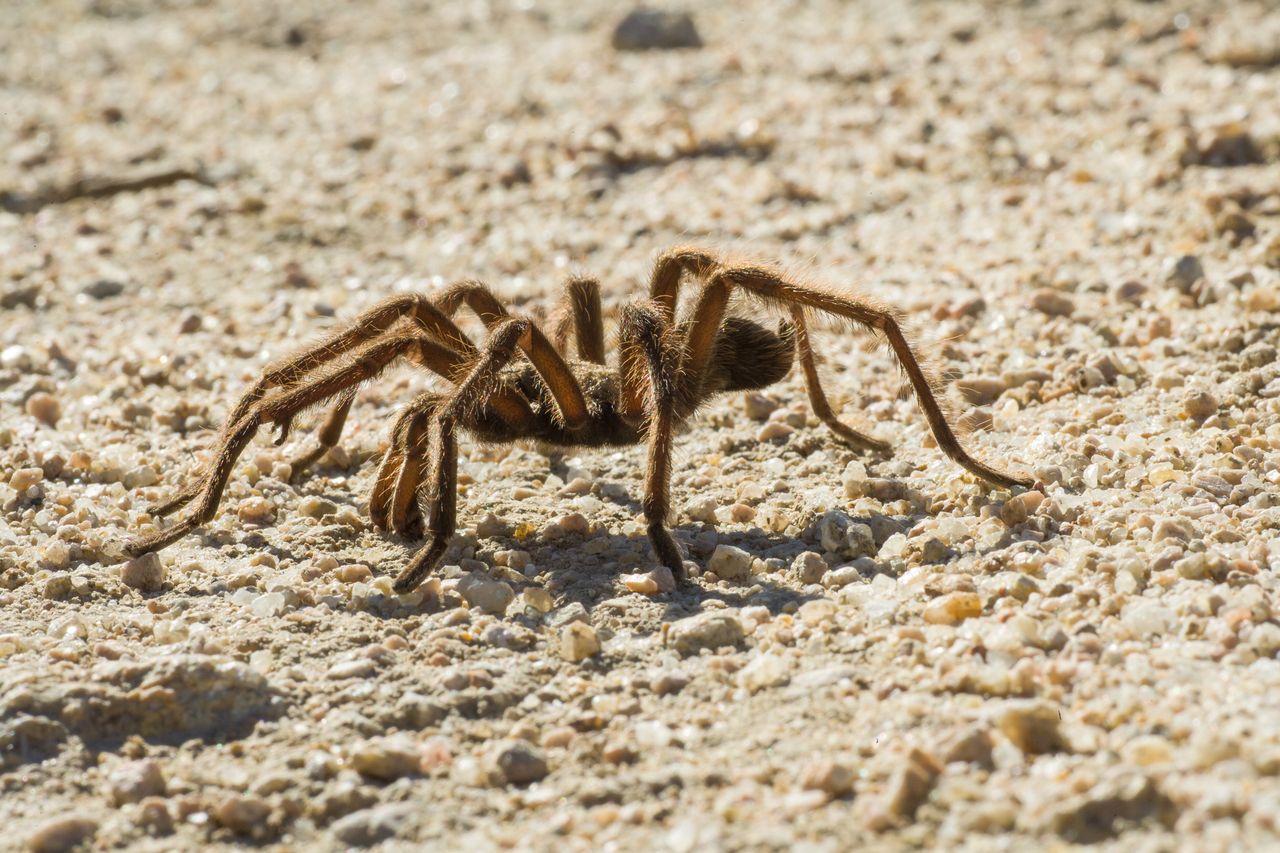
433,279,511,329
619,302,686,580
149,293,479,517
126,333,514,557
391,318,533,593
647,245,721,324
552,275,607,364
286,389,357,481
712,263,1031,489
369,393,445,538
788,305,891,452
436,280,591,430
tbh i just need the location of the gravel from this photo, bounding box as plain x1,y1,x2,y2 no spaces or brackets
4,0,1280,849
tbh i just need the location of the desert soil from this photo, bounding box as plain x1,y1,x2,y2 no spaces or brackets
4,0,1280,850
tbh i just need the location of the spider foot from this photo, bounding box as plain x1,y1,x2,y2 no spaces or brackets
272,416,294,446
287,443,327,482
393,538,448,593
149,484,202,517
648,524,686,582
123,518,195,558
825,419,892,454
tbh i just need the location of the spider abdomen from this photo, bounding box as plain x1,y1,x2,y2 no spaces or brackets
702,316,796,393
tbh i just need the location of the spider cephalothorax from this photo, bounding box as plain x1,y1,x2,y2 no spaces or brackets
125,246,1032,592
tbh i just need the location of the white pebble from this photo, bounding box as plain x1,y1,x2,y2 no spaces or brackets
456,574,515,615
706,544,753,580
237,497,275,525
121,552,165,592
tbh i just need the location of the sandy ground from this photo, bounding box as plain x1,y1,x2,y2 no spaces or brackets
3,0,1280,849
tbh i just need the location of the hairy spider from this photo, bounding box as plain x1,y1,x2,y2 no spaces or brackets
125,246,1032,592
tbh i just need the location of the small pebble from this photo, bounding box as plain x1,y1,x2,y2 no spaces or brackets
738,652,791,693
82,279,125,299
668,611,744,656
792,551,828,585
9,467,44,492
1029,289,1074,317
25,393,62,427
107,760,166,806
879,749,942,824
621,566,676,594
523,587,554,612
757,422,794,441
475,513,509,538
956,376,1007,405
121,553,165,592
611,7,702,51
706,544,753,580
490,740,549,785
237,497,275,525
744,392,780,421
26,818,98,853
350,737,421,781
560,622,601,662
1182,390,1217,419
1164,255,1204,292
799,758,855,797
337,564,373,583
922,591,981,625
996,700,1067,755
213,795,271,835
456,574,515,615
298,496,337,518
651,671,690,696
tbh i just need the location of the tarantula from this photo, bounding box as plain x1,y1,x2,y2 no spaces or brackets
125,246,1032,592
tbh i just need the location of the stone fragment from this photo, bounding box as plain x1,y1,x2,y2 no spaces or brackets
622,567,676,594
1164,255,1204,292
799,758,855,797
491,740,549,785
350,737,420,781
331,803,415,847
120,553,165,592
668,611,744,656
298,496,337,518
1182,390,1217,419
9,467,43,491
738,653,790,693
997,700,1067,755
1152,516,1198,543
214,794,271,835
455,574,514,615
560,622,601,662
706,544,752,580
956,376,1007,405
82,279,125,299
867,748,942,829
1047,775,1174,843
612,7,702,51
26,818,97,853
106,759,166,806
1029,289,1074,317
940,726,993,768
651,671,690,696
923,592,981,626
236,497,275,525
744,392,779,421
792,551,828,585
25,392,61,426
